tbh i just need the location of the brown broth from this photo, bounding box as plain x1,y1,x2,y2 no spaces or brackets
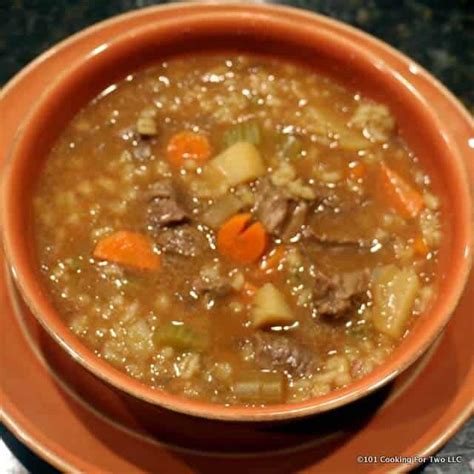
33,54,442,405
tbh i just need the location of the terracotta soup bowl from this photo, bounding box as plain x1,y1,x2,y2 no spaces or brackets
1,6,472,421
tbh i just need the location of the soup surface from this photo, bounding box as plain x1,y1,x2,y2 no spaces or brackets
33,54,443,406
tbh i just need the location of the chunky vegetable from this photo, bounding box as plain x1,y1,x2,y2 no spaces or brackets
379,163,424,219
136,116,157,136
223,120,261,148
153,323,208,352
217,213,268,264
207,142,266,188
372,265,420,338
251,283,295,329
93,231,160,271
233,371,286,403
166,131,212,167
201,194,244,229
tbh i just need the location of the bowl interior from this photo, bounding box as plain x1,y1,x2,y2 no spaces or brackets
2,10,471,421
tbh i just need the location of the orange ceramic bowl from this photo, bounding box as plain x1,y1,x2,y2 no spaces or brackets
1,6,472,421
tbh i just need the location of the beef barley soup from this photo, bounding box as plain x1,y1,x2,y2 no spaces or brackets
33,54,443,406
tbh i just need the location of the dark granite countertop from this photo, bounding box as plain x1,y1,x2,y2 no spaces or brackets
0,1,472,473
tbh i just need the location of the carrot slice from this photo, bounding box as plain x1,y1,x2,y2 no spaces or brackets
166,131,212,168
260,245,285,272
379,162,424,219
413,234,429,256
93,231,160,271
217,213,268,264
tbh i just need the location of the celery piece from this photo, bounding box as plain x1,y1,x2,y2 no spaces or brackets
233,371,286,403
222,120,261,148
153,324,208,352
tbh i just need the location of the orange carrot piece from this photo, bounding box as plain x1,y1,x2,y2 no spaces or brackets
379,162,424,219
93,231,160,271
413,235,429,256
260,245,285,272
217,213,268,264
349,161,367,180
166,131,212,168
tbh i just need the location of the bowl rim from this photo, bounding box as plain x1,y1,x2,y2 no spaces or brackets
1,4,472,422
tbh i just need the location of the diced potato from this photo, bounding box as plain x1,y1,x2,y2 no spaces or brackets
372,265,420,339
208,142,266,188
251,283,295,329
136,116,158,136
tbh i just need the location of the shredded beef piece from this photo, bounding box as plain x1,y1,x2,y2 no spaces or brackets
192,272,232,298
254,179,290,234
250,332,318,376
146,180,188,230
155,224,208,257
254,179,311,240
303,227,375,249
132,142,152,160
313,270,369,318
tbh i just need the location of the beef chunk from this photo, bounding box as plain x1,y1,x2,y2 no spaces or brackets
254,179,290,234
313,270,369,318
132,142,152,160
191,265,232,298
304,201,387,249
148,198,188,229
146,181,175,199
303,227,375,249
250,332,318,376
156,224,208,257
146,181,188,230
254,179,310,240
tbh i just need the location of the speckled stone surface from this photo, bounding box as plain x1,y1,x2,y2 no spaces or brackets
0,1,472,473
